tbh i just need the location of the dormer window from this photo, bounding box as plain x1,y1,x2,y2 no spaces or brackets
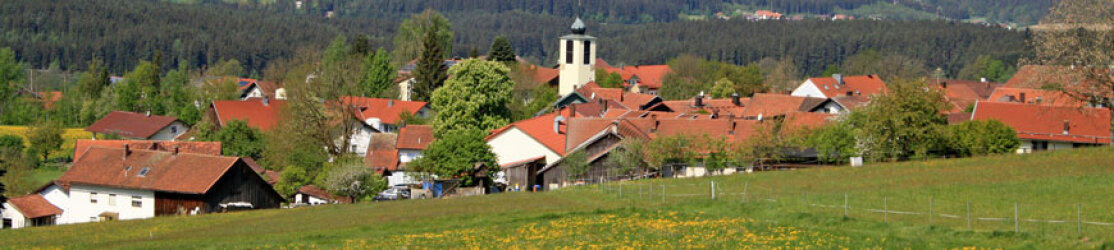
138,167,151,177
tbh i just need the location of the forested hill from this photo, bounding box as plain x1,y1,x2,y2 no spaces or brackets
2,0,1028,78
176,0,1052,25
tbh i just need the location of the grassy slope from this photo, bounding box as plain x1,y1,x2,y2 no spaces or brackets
3,148,1114,248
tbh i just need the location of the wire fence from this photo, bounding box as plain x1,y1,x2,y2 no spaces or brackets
592,180,1114,238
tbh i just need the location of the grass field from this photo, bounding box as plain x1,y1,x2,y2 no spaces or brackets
3,147,1114,248
0,125,92,160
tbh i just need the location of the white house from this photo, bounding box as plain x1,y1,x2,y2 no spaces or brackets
791,74,887,99
292,185,350,206
85,111,190,141
2,194,63,229
971,101,1112,154
486,110,569,167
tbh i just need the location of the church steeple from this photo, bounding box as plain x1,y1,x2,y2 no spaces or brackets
557,15,597,96
571,18,586,35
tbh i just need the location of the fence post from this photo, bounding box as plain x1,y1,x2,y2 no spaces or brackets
661,184,666,203
928,197,934,226
1077,204,1083,237
884,196,889,223
1014,202,1020,233
843,193,849,217
966,201,972,231
710,181,716,200
742,181,749,203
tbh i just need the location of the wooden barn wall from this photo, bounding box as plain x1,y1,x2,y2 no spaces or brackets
155,192,206,215
202,162,284,211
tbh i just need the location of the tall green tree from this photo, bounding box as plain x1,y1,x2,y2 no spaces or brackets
948,120,1019,156
27,119,63,162
413,28,449,102
0,48,24,118
595,70,623,89
163,62,201,124
206,59,244,77
959,55,1013,82
807,121,858,164
360,48,395,98
430,59,513,137
709,78,735,98
487,36,516,62
408,129,497,186
211,120,266,160
76,59,110,99
560,151,590,181
392,9,453,65
849,79,949,161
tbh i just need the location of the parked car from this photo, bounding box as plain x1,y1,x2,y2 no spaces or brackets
373,187,410,201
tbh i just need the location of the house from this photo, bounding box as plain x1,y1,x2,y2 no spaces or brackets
54,146,284,223
238,79,285,100
486,108,572,168
86,111,190,140
790,74,887,99
2,194,63,229
741,93,828,118
651,93,747,117
365,125,435,186
35,91,63,110
209,98,286,131
291,185,351,206
576,82,662,110
988,87,1091,108
73,139,221,162
971,101,1111,153
754,10,783,20
342,97,430,133
596,61,672,95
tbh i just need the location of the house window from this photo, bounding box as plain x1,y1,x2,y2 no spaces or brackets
108,194,116,206
170,125,179,134
350,144,358,152
132,196,142,207
565,40,574,64
583,41,591,65
1033,141,1049,151
90,192,98,204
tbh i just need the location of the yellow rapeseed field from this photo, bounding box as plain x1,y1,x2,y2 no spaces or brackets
0,125,92,158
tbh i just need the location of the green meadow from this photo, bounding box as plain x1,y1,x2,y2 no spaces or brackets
3,147,1114,249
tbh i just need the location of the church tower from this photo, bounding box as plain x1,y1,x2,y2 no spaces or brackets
558,18,596,96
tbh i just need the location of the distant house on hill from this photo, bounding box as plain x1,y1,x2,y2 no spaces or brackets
54,146,283,223
85,111,190,140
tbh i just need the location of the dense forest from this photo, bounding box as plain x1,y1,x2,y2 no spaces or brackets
178,0,1052,25
1,0,1028,79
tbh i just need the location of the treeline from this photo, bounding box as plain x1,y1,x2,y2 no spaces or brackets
1,1,1029,81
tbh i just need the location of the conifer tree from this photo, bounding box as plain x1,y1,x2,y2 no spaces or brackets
413,28,448,101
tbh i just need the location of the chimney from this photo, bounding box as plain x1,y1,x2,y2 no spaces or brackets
694,92,705,107
1019,92,1027,103
731,93,741,106
833,74,844,85
569,104,577,118
388,100,394,107
123,144,131,159
1063,120,1070,135
553,115,566,134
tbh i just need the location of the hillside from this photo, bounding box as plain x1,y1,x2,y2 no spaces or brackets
3,147,1113,248
2,1,1028,79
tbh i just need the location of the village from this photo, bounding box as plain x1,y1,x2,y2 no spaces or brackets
1,12,1110,233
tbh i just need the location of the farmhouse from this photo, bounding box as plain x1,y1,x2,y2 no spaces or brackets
1,194,63,229
85,111,190,140
54,146,283,224
971,101,1111,153
73,139,221,162
210,98,286,131
790,74,887,99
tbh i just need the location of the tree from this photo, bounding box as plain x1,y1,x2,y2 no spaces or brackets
709,78,735,98
1028,0,1114,126
842,50,927,80
699,134,732,174
323,158,380,203
430,59,513,138
392,9,453,65
644,134,697,173
413,28,449,102
163,62,202,124
274,164,310,197
948,120,1020,156
848,79,949,161
762,57,800,93
807,121,857,164
360,48,396,98
27,120,63,162
595,70,623,89
487,36,516,62
0,48,23,118
408,129,496,186
323,35,351,67
604,139,647,178
0,168,6,207
468,46,480,58
116,60,163,114
76,58,110,99
211,120,266,160
959,55,1013,82
206,58,244,77
560,151,590,181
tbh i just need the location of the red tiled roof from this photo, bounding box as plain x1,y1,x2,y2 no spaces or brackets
576,83,660,110
73,140,221,163
806,75,888,98
59,147,241,194
262,170,280,186
972,101,1111,144
599,65,672,89
242,157,265,173
297,185,351,204
240,80,282,98
366,133,400,172
342,96,428,125
521,64,559,84
6,194,62,219
397,125,433,150
36,91,62,109
211,98,286,131
487,108,571,155
85,111,182,139
741,94,824,118
930,79,1002,99
988,87,1089,107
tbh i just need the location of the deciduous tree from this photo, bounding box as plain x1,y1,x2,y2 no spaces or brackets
392,9,453,65
430,59,513,137
408,129,496,186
